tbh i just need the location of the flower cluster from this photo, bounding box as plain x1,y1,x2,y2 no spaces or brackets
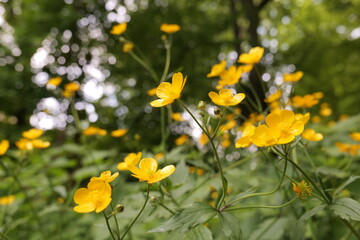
82,127,128,138
15,128,51,150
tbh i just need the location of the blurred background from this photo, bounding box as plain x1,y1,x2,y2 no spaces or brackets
1,0,359,147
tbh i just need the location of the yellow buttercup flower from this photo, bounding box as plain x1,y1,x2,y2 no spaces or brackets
31,139,51,149
83,126,107,136
160,24,181,34
64,82,80,92
291,94,320,108
150,72,187,107
199,133,209,146
22,128,44,139
73,180,112,213
47,77,62,87
235,125,255,148
208,89,245,106
175,135,189,145
117,152,142,171
238,46,264,65
319,103,332,117
350,132,360,141
122,42,134,53
312,115,322,123
0,195,15,205
265,90,282,103
171,113,184,122
90,170,119,184
252,124,281,147
335,142,360,155
301,129,323,141
295,113,310,125
111,129,128,138
0,140,10,155
292,180,312,200
207,60,226,78
147,87,157,96
221,133,231,148
154,152,165,160
111,22,127,35
216,66,243,89
221,120,237,132
283,71,304,82
128,158,175,184
15,138,34,150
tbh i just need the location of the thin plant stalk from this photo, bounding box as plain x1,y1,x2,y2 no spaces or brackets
225,197,298,211
103,211,116,240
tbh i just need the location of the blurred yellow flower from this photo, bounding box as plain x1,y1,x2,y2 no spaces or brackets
22,128,44,139
73,180,112,213
150,72,187,107
283,71,304,82
15,138,34,150
319,103,332,117
128,158,175,184
265,90,282,103
117,152,142,171
47,77,62,86
216,66,243,88
292,180,312,200
295,113,310,125
221,133,231,148
111,129,128,138
199,133,209,146
291,94,319,108
207,60,226,78
301,129,323,141
335,142,360,155
252,124,281,147
235,125,255,148
312,116,322,123
160,24,181,33
147,87,157,96
111,22,127,35
64,82,80,92
122,42,134,53
238,46,264,65
221,120,237,132
154,152,165,160
171,113,184,122
83,126,107,136
196,168,205,176
175,135,189,145
0,195,15,205
90,170,119,184
0,140,10,155
208,89,245,106
31,139,51,149
350,132,360,141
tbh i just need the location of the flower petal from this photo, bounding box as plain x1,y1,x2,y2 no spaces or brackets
139,158,158,173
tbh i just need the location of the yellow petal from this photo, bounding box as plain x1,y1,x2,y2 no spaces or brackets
73,188,91,204
149,165,175,183
139,158,158,173
74,203,96,213
95,197,112,213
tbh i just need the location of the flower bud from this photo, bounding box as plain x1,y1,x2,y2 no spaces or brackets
114,204,124,213
149,195,159,204
198,101,206,111
214,108,221,116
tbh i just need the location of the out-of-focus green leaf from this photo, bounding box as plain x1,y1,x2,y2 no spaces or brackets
218,211,242,239
184,225,213,240
331,198,360,221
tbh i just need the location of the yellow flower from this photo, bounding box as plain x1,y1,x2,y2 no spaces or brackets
171,113,184,122
111,129,128,138
128,158,175,184
73,180,112,213
216,66,243,89
22,128,44,139
295,113,310,125
208,89,245,106
82,126,107,136
15,138,34,150
47,77,62,86
196,168,205,176
147,87,157,96
207,60,226,78
122,42,134,53
319,103,332,117
350,132,360,141
154,152,165,160
221,133,231,148
110,22,127,35
292,180,312,200
0,195,15,205
0,140,10,155
283,71,304,82
265,90,282,103
235,125,255,148
199,133,209,146
291,94,319,108
90,170,119,184
150,72,187,107
312,116,322,123
252,124,281,147
301,129,323,141
265,110,304,144
64,82,80,92
160,24,181,34
175,135,189,145
117,152,142,171
31,139,51,149
221,120,237,132
238,46,264,65
335,142,360,155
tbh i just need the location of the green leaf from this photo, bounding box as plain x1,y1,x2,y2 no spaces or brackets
169,159,189,186
331,198,360,221
334,176,360,196
298,205,327,222
248,217,289,240
218,212,242,239
184,225,213,240
148,202,216,233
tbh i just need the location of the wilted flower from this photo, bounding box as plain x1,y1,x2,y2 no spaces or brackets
128,158,175,184
292,180,312,200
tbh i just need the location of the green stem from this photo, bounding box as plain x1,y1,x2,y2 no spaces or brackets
160,36,172,83
160,107,167,164
225,197,298,211
70,100,81,130
254,65,267,96
0,232,11,240
341,219,360,240
103,212,116,240
159,202,176,215
222,155,287,209
129,51,159,82
177,100,228,207
121,185,150,240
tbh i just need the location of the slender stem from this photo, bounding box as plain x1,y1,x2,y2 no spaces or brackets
111,204,121,239
254,65,267,96
0,232,11,240
341,219,360,240
161,185,180,207
160,36,172,83
160,107,167,163
222,155,287,209
159,202,176,215
121,185,150,240
70,100,81,130
225,197,298,211
129,51,159,82
103,212,116,240
177,100,228,207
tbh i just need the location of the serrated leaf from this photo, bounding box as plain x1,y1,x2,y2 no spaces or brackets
148,202,216,233
331,198,360,221
218,212,242,239
184,225,213,240
298,205,327,222
334,176,360,196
